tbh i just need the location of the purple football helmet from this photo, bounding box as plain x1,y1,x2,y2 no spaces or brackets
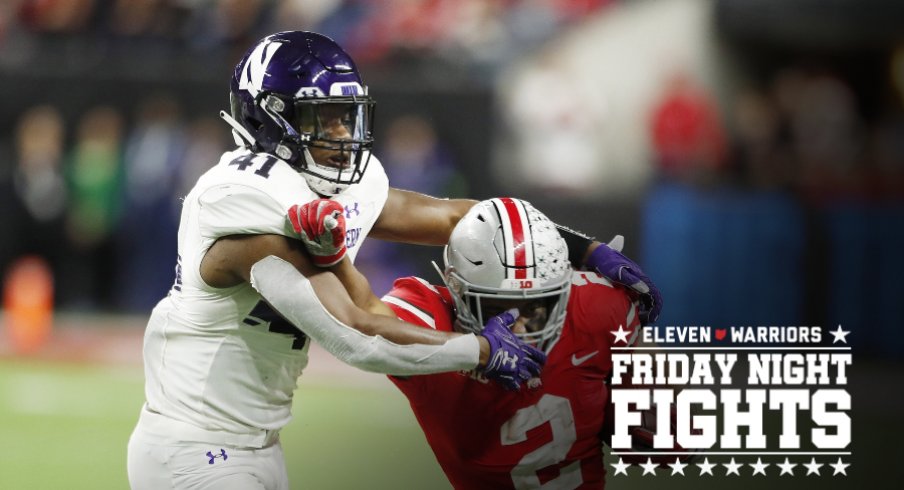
226,31,375,196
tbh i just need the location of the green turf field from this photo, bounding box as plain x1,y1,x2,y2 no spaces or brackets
0,360,448,489
0,359,892,490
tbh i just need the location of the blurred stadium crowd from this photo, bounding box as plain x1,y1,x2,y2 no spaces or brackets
0,0,902,358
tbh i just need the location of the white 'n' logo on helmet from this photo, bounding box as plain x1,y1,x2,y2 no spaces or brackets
239,40,283,97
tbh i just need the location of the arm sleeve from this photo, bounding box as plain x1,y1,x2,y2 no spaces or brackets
556,224,595,268
249,255,480,375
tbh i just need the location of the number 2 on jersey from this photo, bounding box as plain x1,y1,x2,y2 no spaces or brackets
501,394,582,489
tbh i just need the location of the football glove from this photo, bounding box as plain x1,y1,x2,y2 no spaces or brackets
586,237,662,324
288,199,347,267
479,309,547,391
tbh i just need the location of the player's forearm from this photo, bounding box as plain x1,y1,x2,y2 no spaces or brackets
250,256,485,374
348,308,492,367
371,189,477,245
329,257,393,315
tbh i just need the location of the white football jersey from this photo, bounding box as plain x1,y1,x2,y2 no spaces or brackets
142,148,388,434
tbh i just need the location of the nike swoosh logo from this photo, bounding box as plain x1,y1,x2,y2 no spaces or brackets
462,254,483,266
572,351,599,366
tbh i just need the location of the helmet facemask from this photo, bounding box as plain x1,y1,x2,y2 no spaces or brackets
227,31,376,196
441,263,572,353
261,93,375,196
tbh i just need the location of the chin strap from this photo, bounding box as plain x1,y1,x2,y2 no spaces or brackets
219,110,256,149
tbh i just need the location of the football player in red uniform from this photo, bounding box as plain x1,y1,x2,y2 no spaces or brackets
381,197,642,489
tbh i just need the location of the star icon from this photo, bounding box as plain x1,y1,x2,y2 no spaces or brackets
611,324,633,344
668,457,687,475
610,458,630,476
830,324,850,344
829,457,850,475
804,457,823,475
723,458,742,476
696,457,716,476
777,457,797,475
750,457,769,476
640,457,658,476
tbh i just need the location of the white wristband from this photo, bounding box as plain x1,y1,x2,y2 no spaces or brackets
250,255,479,375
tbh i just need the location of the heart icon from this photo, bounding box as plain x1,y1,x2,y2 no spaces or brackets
715,328,727,341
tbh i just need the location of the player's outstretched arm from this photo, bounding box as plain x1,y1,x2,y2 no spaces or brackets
367,190,662,324
369,188,476,245
202,234,545,379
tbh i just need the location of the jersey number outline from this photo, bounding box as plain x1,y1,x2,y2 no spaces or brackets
243,300,307,350
229,154,278,179
501,394,582,489
572,271,613,288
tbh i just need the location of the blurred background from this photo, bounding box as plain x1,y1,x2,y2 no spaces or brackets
0,0,902,488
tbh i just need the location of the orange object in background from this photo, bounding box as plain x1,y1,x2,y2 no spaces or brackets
3,256,54,354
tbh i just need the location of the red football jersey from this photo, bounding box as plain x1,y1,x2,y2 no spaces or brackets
384,272,640,490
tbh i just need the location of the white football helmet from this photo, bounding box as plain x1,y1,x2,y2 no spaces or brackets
439,198,572,353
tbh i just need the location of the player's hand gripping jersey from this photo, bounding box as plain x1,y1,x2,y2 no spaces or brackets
142,148,388,435
384,272,640,490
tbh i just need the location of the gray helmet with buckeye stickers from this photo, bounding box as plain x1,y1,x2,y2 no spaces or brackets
439,198,572,353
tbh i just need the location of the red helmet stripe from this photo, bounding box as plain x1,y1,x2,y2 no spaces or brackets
495,197,532,279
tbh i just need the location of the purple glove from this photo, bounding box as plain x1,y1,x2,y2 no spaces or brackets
480,309,547,391
587,243,662,324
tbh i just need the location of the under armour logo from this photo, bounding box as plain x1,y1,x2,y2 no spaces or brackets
345,202,360,218
490,351,519,371
502,352,519,370
206,449,228,464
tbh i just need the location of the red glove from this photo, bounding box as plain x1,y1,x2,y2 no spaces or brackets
287,199,347,267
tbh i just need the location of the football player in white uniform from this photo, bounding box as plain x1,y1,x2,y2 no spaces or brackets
126,31,549,490
127,31,661,490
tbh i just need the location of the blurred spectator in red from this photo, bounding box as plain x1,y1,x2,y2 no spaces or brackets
63,105,125,308
334,0,454,63
18,0,95,33
649,70,727,181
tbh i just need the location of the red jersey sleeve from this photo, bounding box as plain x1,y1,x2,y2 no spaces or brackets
381,277,457,395
566,271,641,360
381,276,455,333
